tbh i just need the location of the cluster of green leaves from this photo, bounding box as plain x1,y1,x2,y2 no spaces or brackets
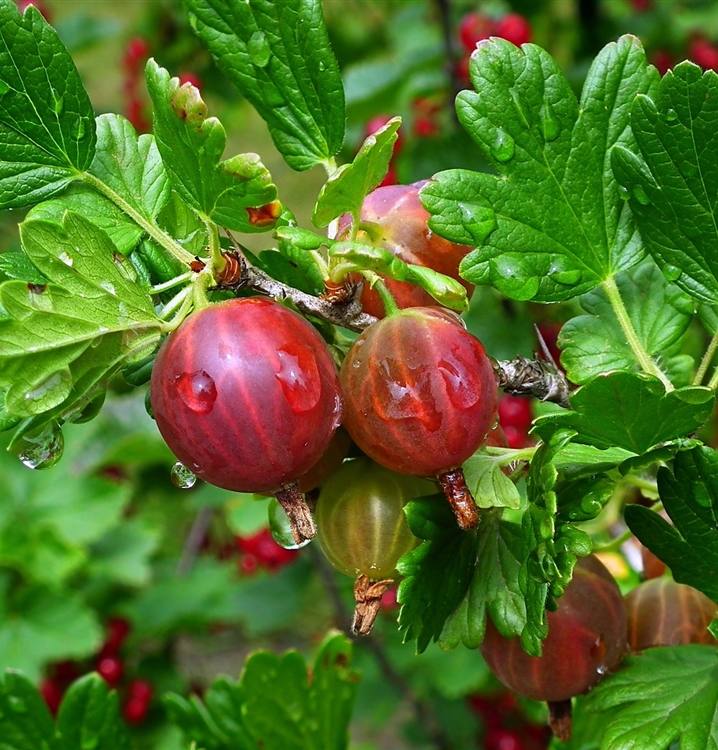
0,633,358,750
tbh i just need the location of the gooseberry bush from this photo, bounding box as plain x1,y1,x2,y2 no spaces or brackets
2,0,718,748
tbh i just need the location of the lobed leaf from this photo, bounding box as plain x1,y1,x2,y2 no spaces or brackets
612,62,718,304
625,446,718,603
182,0,345,171
0,0,96,208
422,35,657,302
146,60,280,232
532,371,714,454
584,645,718,750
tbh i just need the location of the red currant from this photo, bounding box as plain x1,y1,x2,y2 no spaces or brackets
96,655,124,687
494,14,532,47
689,37,718,70
102,617,131,655
458,12,495,52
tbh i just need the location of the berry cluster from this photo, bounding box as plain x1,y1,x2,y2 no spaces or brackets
123,37,152,133
468,691,551,750
40,617,154,725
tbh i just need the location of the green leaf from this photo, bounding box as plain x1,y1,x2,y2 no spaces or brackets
313,117,400,227
532,372,714,454
422,35,657,302
146,60,280,232
462,452,521,509
0,0,96,207
329,240,468,313
183,0,345,171
166,632,358,750
0,252,47,284
89,113,171,222
88,517,161,587
612,62,718,303
0,587,102,681
0,670,56,750
559,260,695,385
26,184,144,256
625,446,718,602
0,214,161,421
56,673,131,750
584,645,718,750
397,498,528,654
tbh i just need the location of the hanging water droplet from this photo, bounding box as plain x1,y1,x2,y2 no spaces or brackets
540,104,560,142
268,497,311,550
247,30,272,68
492,128,515,163
0,80,9,96
175,370,217,414
171,461,197,489
633,185,651,205
318,61,326,72
664,108,678,122
11,422,64,470
662,264,682,282
618,184,630,201
8,696,25,713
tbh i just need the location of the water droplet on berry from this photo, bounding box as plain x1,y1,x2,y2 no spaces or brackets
664,108,678,122
175,370,217,414
375,359,441,431
268,498,311,550
438,355,480,410
352,358,362,369
11,422,64,470
590,634,607,664
492,128,515,162
662,264,681,282
275,345,321,414
331,393,343,429
171,462,197,489
247,31,271,67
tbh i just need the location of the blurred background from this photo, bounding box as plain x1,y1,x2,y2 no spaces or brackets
1,1,716,748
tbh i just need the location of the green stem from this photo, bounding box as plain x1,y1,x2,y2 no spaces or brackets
593,499,663,553
694,328,718,386
602,276,673,392
151,272,193,294
82,172,196,266
483,445,538,465
204,218,223,270
367,274,399,317
621,473,658,495
708,367,718,391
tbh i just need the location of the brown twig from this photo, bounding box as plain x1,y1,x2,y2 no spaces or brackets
494,355,572,409
176,506,213,576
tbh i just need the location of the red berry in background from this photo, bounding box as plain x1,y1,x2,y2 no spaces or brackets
412,97,441,138
456,53,472,87
96,655,124,687
51,659,80,686
127,678,153,702
481,555,627,703
495,14,532,47
150,298,343,541
458,11,495,51
625,578,718,651
39,678,63,715
235,528,298,571
102,617,131,655
340,308,498,528
630,0,652,11
336,181,474,319
124,681,154,726
484,727,524,750
498,394,533,432
365,114,403,153
16,0,51,21
689,36,718,70
536,321,563,369
651,49,674,76
178,71,203,88
124,37,150,72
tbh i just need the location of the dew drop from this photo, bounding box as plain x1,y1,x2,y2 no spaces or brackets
374,359,441,431
618,184,630,201
664,108,678,122
550,268,582,286
331,393,343,430
171,461,197,489
11,422,64,470
275,344,321,414
175,370,217,414
590,634,607,664
633,185,651,205
318,61,326,72
662,264,682,282
438,354,480,410
352,358,362,369
268,498,311,550
0,80,9,96
247,30,272,68
540,104,560,142
457,201,497,244
492,128,515,163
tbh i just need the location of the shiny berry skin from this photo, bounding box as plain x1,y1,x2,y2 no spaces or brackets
150,298,343,493
458,12,494,51
481,555,627,703
625,578,718,651
96,655,124,687
340,308,498,478
495,14,532,47
315,457,429,579
337,182,474,318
